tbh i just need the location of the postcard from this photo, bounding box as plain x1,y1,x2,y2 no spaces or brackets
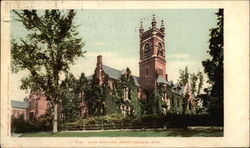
1,1,249,147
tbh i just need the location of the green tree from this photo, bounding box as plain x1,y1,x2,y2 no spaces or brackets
189,73,198,96
76,73,90,102
197,71,204,96
85,69,108,116
178,66,189,86
61,73,82,122
182,93,189,114
202,9,223,124
11,10,85,132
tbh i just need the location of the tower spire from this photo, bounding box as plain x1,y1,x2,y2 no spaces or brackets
160,20,165,34
139,21,144,34
151,14,157,29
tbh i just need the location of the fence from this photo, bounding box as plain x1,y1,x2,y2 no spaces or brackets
65,122,166,131
64,114,222,131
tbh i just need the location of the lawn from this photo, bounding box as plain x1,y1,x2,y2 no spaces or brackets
21,129,223,137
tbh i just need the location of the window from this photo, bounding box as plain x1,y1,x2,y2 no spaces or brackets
123,87,131,101
158,43,163,55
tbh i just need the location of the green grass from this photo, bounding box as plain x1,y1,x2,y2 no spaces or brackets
21,129,223,137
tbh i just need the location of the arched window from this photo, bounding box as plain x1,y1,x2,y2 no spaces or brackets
158,43,163,55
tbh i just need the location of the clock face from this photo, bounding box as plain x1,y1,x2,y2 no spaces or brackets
144,43,151,59
144,43,150,52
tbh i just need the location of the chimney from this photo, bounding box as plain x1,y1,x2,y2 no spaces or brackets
97,55,102,67
165,74,168,81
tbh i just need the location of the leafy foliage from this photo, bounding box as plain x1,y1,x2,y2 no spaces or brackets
65,113,222,131
11,10,85,132
182,93,189,114
197,71,204,96
85,69,109,116
202,9,224,122
190,73,198,95
177,66,204,97
114,68,141,117
11,113,53,133
61,74,82,122
177,66,189,86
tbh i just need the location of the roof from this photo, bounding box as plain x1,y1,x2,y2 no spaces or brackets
86,75,93,80
172,86,185,96
132,76,140,87
157,75,167,83
11,100,28,109
87,65,140,87
102,65,121,80
173,83,180,88
156,75,173,86
120,69,126,75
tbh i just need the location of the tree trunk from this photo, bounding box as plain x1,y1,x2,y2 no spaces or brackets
53,103,58,133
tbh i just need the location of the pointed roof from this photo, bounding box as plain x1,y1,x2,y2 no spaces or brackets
157,75,167,83
87,65,140,87
120,69,126,75
132,76,140,87
11,100,28,109
102,65,122,80
157,75,172,86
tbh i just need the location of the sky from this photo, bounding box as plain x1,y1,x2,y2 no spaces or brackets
11,9,218,101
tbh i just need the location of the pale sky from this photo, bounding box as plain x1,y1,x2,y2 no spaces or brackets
11,9,218,101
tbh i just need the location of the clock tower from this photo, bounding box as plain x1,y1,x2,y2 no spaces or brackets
139,15,167,92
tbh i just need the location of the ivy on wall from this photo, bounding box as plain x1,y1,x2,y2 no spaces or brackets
114,68,142,117
85,67,141,117
85,67,196,118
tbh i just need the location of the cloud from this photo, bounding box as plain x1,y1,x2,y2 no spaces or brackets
167,54,190,59
94,42,105,46
167,60,210,89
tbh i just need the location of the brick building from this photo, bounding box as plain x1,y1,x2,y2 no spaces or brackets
85,15,196,116
139,15,167,91
26,91,49,119
25,15,196,119
25,90,63,119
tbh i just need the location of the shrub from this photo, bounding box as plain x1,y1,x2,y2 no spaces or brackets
164,113,188,128
11,115,38,133
66,114,124,130
65,113,223,131
11,113,53,133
